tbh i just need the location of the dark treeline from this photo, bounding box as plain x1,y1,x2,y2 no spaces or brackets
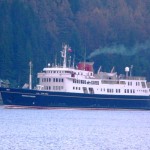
0,0,150,87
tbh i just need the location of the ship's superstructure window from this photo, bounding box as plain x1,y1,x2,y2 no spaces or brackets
136,82,140,86
107,89,114,93
102,80,119,84
120,81,126,84
49,70,60,73
141,82,146,88
116,89,121,93
73,87,81,90
128,82,132,86
73,79,86,84
52,86,63,90
65,71,71,73
124,89,135,93
89,88,94,94
83,87,88,93
81,80,99,85
44,86,51,90
41,78,65,83
91,81,99,85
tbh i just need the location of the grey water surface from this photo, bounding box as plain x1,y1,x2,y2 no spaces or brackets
0,106,150,150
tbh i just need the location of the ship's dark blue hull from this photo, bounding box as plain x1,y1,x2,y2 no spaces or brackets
0,87,150,110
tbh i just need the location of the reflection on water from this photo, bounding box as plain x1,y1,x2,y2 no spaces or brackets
0,106,150,150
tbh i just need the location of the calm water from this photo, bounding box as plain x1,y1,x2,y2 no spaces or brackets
0,106,150,150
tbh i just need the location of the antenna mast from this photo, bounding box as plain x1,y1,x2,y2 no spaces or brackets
84,46,86,70
72,54,75,68
61,44,68,68
29,61,32,89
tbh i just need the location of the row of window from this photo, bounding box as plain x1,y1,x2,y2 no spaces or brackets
73,79,86,84
42,77,145,89
90,81,99,85
124,89,135,93
42,78,64,83
137,90,148,93
73,87,81,90
128,82,132,86
73,87,94,94
72,87,147,94
44,85,148,94
44,86,63,90
125,89,147,93
88,80,146,87
46,71,66,74
136,82,140,86
107,89,121,93
46,70,91,76
72,87,137,94
73,79,99,85
125,81,145,87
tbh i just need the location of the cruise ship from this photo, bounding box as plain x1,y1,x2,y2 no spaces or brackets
1,44,150,109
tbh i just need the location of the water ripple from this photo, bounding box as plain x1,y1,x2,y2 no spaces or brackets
0,106,150,150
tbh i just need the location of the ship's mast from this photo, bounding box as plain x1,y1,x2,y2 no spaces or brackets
61,44,68,68
72,54,75,68
29,61,32,89
83,46,86,70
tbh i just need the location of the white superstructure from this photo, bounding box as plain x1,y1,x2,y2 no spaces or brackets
36,44,150,97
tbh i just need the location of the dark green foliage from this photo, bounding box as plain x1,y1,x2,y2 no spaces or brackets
0,0,53,87
68,0,80,14
0,0,150,87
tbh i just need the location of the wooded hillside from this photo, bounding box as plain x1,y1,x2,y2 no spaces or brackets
0,0,150,87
